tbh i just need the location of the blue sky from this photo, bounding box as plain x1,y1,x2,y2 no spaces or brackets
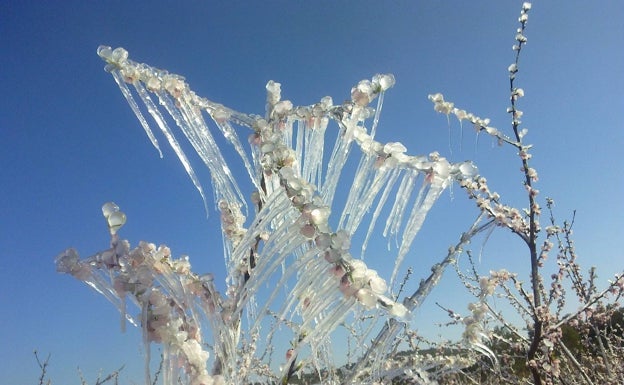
1,1,623,383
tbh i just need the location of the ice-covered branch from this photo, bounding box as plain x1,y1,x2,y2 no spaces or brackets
55,45,484,384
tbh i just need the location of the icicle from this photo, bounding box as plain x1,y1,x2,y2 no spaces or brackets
110,70,162,158
300,119,312,179
344,159,394,236
271,271,339,341
320,125,353,205
368,90,385,140
281,118,295,159
249,247,320,332
447,114,453,155
362,168,400,255
120,295,126,333
302,117,327,188
391,180,445,285
211,116,260,193
294,119,305,176
141,300,152,385
249,144,262,187
177,96,246,208
227,189,292,278
300,296,356,351
64,261,139,326
459,119,464,152
133,82,209,214
156,90,244,209
242,223,306,306
237,220,304,307
162,343,172,385
339,152,375,230
384,170,418,243
297,273,340,322
151,262,185,308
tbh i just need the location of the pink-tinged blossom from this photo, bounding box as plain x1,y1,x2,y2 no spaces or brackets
351,80,374,106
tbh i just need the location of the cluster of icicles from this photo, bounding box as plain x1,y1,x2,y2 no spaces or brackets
56,46,479,384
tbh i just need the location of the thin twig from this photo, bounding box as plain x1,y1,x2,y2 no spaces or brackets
34,350,51,385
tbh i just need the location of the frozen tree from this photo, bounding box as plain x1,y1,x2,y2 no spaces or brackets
54,2,624,384
55,41,483,384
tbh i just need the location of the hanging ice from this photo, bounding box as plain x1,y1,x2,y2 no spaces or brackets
55,46,482,385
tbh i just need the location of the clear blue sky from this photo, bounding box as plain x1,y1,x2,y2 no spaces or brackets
1,1,622,384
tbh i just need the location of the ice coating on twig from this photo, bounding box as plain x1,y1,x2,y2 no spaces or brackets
56,46,482,384
96,45,477,276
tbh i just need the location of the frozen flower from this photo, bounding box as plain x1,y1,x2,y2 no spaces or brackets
55,248,92,280
211,108,229,123
273,100,293,117
389,303,408,318
111,47,128,64
515,33,527,43
55,248,81,274
331,230,351,250
163,76,185,98
479,277,495,295
383,142,407,155
428,93,454,115
372,73,396,91
300,224,316,239
319,95,333,109
355,288,377,308
329,263,345,278
434,101,454,114
453,108,468,121
432,158,450,181
349,260,367,282
265,80,281,105
308,206,330,226
518,149,531,160
351,79,374,106
146,77,161,92
314,232,331,249
181,339,210,365
368,273,388,294
96,45,113,61
120,66,139,84
484,126,499,136
172,255,191,274
458,162,478,178
519,128,528,139
339,274,357,297
428,93,443,103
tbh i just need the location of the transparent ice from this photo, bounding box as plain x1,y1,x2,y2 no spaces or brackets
56,46,483,384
